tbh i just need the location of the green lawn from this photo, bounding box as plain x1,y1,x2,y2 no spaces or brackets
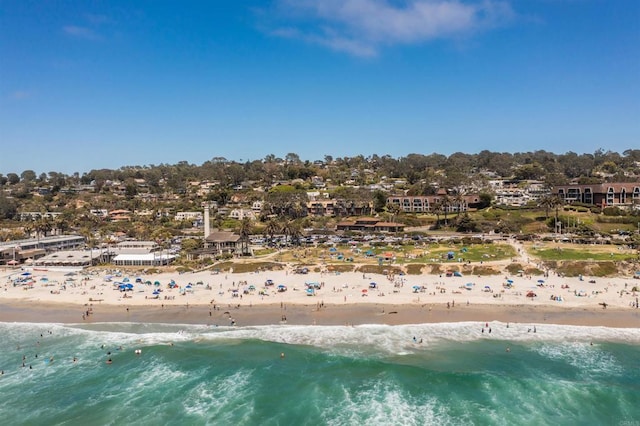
531,248,636,262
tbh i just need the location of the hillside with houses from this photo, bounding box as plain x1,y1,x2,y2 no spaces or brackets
1,150,639,269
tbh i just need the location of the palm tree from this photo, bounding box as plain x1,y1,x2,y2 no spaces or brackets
281,219,302,246
453,192,465,217
238,217,253,255
264,218,280,244
431,200,443,228
286,220,303,246
440,194,451,227
385,202,401,223
538,194,562,219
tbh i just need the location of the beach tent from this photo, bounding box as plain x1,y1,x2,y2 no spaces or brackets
306,288,315,296
329,247,337,253
154,281,161,286
447,251,455,260
369,282,377,289
453,271,462,277
464,283,474,290
21,272,32,276
277,285,287,292
412,285,421,293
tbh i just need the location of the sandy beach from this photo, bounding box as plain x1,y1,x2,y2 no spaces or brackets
2,264,639,327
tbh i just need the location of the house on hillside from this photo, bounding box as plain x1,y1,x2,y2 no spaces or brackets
387,193,482,213
553,183,640,209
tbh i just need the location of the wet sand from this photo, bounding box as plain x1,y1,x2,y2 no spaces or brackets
1,300,638,328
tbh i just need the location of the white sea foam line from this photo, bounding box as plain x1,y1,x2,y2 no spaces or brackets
192,322,640,358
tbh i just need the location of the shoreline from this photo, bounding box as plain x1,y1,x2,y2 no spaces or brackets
1,300,638,328
2,266,639,328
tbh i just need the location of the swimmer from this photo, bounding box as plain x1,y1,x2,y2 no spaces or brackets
280,352,285,359
506,347,511,353
106,358,112,365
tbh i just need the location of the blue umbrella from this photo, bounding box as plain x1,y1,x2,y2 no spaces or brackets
152,290,160,295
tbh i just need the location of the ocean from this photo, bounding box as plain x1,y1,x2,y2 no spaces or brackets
0,321,638,425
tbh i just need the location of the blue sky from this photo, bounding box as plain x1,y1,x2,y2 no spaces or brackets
1,0,639,175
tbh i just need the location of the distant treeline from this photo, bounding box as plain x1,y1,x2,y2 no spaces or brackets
1,149,639,195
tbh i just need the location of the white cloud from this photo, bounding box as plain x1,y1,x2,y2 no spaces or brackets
63,25,102,41
9,90,32,100
270,0,515,56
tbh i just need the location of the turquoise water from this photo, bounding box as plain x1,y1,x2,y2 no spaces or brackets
0,321,638,425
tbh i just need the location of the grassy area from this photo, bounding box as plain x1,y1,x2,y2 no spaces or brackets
530,247,635,262
548,261,620,277
284,242,518,265
211,261,284,273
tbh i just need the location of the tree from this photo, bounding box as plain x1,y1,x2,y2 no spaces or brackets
538,194,562,219
441,194,451,227
238,217,253,255
7,173,19,185
455,213,478,233
20,170,37,182
263,218,281,243
372,190,387,213
0,194,17,219
431,201,443,229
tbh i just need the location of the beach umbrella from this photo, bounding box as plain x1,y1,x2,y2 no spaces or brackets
506,279,514,284
453,271,463,277
329,247,337,252
154,281,161,286
369,282,377,288
21,272,32,276
64,272,76,276
125,283,134,290
537,279,545,284
135,277,143,283
412,285,421,293
152,290,160,295
123,277,130,282
248,285,256,290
